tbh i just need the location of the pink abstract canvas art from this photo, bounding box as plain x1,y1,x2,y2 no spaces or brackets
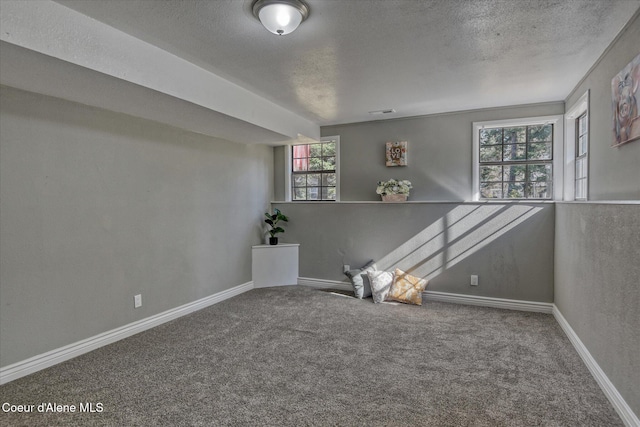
611,53,640,147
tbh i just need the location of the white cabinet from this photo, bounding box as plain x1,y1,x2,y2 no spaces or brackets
252,244,299,288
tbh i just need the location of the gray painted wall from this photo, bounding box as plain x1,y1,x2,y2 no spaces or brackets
554,202,640,416
318,103,564,201
0,86,273,366
565,12,640,201
555,14,640,418
273,202,555,303
273,145,286,201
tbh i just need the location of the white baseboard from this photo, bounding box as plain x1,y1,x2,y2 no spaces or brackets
299,277,554,313
298,277,352,291
424,290,554,313
0,281,254,385
553,306,639,427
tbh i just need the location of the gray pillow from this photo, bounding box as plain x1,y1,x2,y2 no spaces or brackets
344,260,376,299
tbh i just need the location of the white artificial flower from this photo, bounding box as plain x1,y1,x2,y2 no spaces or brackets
376,179,412,195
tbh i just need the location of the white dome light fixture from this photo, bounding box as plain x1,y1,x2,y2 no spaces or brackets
252,0,310,36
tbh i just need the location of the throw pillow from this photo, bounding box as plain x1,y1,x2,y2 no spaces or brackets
367,270,394,304
344,260,376,299
388,268,428,305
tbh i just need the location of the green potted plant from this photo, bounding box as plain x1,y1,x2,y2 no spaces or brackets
264,208,289,245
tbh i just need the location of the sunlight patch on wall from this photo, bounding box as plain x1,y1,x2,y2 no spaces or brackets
377,204,543,280
376,204,486,271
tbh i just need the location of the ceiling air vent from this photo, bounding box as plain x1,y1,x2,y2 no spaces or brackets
368,109,396,115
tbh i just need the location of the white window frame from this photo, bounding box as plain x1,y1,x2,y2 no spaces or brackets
564,91,590,201
285,135,340,202
472,115,564,201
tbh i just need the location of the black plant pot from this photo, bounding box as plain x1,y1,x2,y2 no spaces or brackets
269,237,278,245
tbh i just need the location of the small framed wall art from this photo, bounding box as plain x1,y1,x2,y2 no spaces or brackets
611,52,640,147
386,141,408,166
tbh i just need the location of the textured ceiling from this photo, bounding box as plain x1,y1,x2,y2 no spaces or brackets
35,0,640,126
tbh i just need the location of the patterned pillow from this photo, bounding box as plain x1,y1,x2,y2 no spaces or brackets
367,270,394,304
388,268,429,305
344,260,377,299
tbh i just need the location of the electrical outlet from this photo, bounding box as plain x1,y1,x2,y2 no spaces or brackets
343,264,350,273
470,275,479,286
134,294,142,308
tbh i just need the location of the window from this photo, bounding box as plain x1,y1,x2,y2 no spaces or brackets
472,116,563,201
289,136,339,201
575,112,588,200
564,91,589,201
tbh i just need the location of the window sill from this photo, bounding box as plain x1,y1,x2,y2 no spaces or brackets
273,200,639,206
555,200,640,205
271,200,557,205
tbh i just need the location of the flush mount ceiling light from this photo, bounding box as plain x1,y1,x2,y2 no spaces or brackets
252,0,310,36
